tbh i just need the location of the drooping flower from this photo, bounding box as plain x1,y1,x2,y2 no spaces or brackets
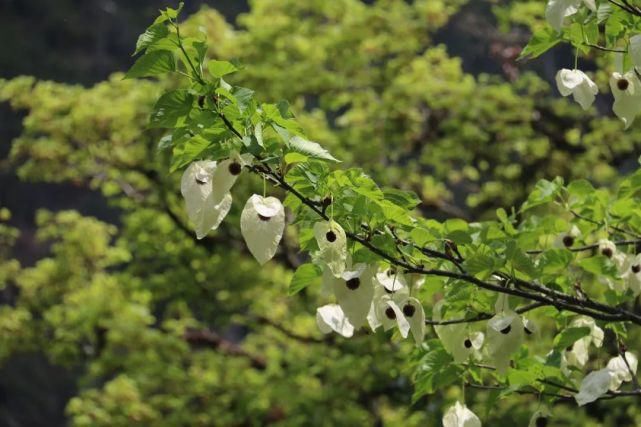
433,301,484,363
316,304,354,338
609,71,641,129
555,225,581,248
528,408,551,427
598,239,617,258
375,267,408,292
180,160,232,239
485,307,524,374
210,151,253,203
575,369,613,406
331,264,376,327
546,0,596,32
563,316,604,371
442,401,482,427
398,296,426,345
374,294,411,339
555,69,598,110
240,194,285,264
606,352,638,391
620,254,641,295
314,220,347,277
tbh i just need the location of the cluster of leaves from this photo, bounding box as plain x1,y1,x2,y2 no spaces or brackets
124,2,641,425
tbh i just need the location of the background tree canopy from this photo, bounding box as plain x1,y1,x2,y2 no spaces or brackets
1,1,641,426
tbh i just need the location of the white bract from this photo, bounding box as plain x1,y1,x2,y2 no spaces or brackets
434,301,484,363
546,0,595,32
316,304,354,338
375,267,407,292
331,264,375,327
555,69,598,110
442,401,482,427
555,225,581,248
609,71,641,129
180,160,232,239
240,194,285,264
606,352,638,391
374,294,411,339
620,254,641,295
630,35,641,69
210,151,253,203
563,316,604,371
575,369,613,406
485,309,524,374
314,220,347,277
399,296,426,345
528,408,551,427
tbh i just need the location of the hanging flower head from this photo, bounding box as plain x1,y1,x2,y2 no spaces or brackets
316,304,354,338
575,368,612,406
367,276,425,344
330,264,376,328
210,151,253,203
606,352,638,391
562,316,603,372
485,295,524,374
555,69,598,110
180,160,232,239
546,0,596,32
240,194,285,264
609,71,641,129
442,401,482,427
314,220,348,277
375,266,408,292
433,300,484,363
621,254,641,295
528,408,551,427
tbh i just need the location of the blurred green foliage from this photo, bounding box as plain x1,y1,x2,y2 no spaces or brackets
1,1,641,426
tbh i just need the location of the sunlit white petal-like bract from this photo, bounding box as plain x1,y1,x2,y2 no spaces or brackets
630,35,641,69
575,369,613,406
609,71,641,129
486,310,524,374
546,0,595,32
316,304,354,338
314,220,347,277
555,69,598,110
434,301,484,363
331,264,375,327
375,267,407,292
442,401,482,427
606,352,638,391
180,161,232,239
210,151,253,203
240,194,285,264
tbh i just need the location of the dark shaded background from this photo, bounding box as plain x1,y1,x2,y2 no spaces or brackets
0,1,563,425
0,3,249,425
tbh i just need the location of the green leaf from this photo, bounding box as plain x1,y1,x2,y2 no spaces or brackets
150,90,194,128
288,136,339,162
382,188,420,210
125,50,176,79
284,152,309,165
413,340,463,401
134,23,169,55
519,27,561,60
553,327,591,350
208,60,239,79
288,263,321,295
153,2,184,24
